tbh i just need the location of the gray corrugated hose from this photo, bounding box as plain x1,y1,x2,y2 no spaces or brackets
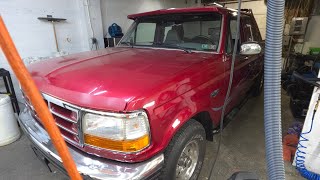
264,0,286,179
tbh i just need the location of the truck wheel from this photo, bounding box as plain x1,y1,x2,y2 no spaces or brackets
252,72,264,97
160,119,206,180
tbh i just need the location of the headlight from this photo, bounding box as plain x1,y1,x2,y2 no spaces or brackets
82,110,150,152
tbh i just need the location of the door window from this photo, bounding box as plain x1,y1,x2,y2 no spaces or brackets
225,30,232,54
226,16,241,54
242,16,261,42
225,17,232,54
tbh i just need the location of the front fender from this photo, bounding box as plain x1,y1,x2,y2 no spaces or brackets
149,89,214,153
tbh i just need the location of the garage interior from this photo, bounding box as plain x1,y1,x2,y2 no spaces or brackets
0,93,301,179
0,0,320,179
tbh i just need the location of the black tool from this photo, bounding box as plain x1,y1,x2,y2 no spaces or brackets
0,68,20,114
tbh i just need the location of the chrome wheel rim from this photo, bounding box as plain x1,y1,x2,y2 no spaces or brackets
175,140,199,180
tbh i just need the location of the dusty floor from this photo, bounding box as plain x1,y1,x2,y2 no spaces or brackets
0,92,303,180
198,92,302,180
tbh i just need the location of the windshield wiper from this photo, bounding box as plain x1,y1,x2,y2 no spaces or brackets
119,42,194,53
119,41,133,48
161,43,194,53
119,41,156,47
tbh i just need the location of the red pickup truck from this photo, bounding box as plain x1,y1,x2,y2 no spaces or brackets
19,6,263,180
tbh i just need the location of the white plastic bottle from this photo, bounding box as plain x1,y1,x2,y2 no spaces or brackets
0,94,20,146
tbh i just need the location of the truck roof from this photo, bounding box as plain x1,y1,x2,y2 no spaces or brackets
127,6,229,20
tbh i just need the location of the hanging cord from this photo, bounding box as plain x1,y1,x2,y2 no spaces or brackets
296,112,320,180
86,0,98,50
86,0,95,38
208,1,242,179
295,97,320,180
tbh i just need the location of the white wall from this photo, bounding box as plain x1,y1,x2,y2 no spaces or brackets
1,0,199,104
0,0,104,103
225,0,267,39
81,0,104,50
0,0,83,66
101,0,199,37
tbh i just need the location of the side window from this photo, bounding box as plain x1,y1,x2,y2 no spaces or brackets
226,31,232,54
251,20,261,42
242,16,261,42
225,18,232,54
229,18,241,54
242,17,253,42
135,23,156,45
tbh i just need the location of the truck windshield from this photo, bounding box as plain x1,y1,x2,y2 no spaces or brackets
119,13,222,52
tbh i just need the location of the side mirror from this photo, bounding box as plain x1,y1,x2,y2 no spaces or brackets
240,42,261,55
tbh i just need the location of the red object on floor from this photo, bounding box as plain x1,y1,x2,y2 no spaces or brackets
283,134,299,162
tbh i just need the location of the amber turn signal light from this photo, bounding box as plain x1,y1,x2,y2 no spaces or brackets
84,134,150,152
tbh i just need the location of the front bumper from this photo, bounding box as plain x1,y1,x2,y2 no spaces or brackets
19,108,164,180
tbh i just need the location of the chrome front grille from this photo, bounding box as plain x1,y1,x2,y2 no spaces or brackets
22,92,83,147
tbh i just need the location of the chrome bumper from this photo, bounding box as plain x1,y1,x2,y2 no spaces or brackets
19,108,164,180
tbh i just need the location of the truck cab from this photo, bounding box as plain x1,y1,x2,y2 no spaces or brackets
19,6,263,180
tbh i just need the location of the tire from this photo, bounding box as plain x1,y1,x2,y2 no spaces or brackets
160,119,206,180
252,72,264,97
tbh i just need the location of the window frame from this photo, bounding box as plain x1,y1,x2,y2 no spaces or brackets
118,12,225,54
225,14,243,55
225,15,233,54
241,15,262,42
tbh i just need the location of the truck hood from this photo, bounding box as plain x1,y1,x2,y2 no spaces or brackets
28,48,208,111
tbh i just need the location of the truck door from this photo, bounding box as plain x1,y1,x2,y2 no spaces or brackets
242,15,263,88
224,14,250,112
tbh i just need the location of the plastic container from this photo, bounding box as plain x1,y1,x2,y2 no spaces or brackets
0,94,20,146
310,47,320,55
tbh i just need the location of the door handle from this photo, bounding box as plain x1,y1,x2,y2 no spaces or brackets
210,89,220,98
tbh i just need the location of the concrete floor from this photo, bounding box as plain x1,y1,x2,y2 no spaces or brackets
0,92,303,180
198,92,302,180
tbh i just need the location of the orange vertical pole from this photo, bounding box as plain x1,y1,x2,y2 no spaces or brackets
0,16,82,180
